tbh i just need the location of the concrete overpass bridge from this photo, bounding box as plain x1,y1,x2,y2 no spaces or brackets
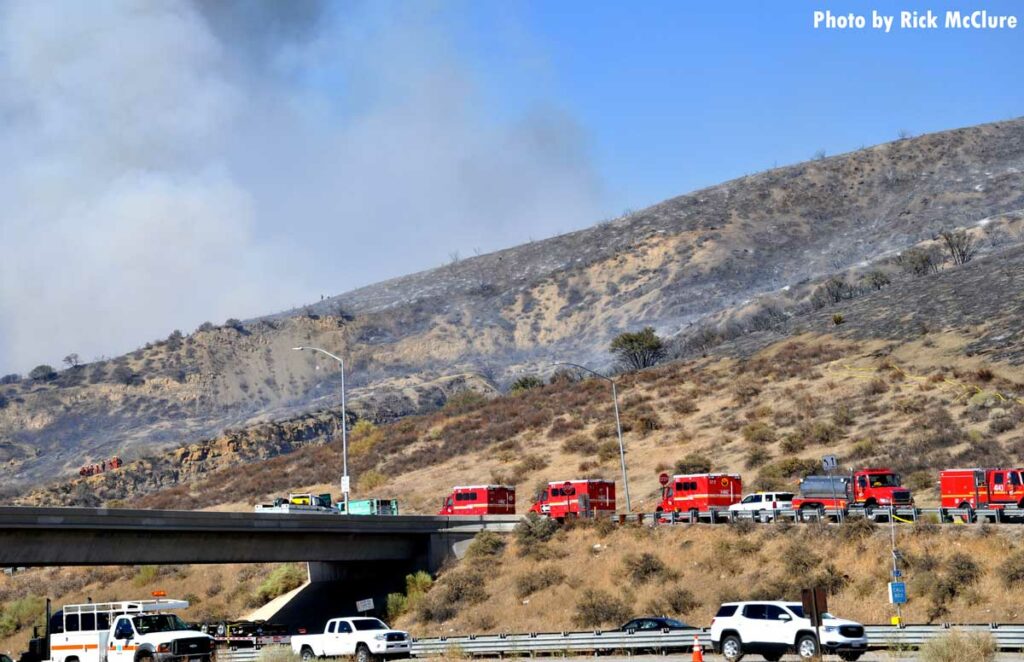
0,506,519,569
0,506,520,630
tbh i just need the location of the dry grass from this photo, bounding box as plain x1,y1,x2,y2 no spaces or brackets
396,523,1024,637
28,328,1023,519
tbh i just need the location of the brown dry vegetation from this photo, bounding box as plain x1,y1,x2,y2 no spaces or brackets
392,521,1024,636
71,329,1020,515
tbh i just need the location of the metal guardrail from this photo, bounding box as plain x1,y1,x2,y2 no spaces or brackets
609,505,1024,526
212,623,1024,659
404,624,1024,656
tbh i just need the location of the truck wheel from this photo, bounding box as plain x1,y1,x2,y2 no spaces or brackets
300,646,316,662
838,653,862,661
135,652,153,662
721,634,743,661
356,643,376,662
959,502,974,523
796,634,819,659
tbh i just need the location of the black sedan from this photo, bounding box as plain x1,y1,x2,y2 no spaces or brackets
620,617,690,632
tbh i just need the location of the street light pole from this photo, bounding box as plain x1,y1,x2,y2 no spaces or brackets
553,362,631,513
293,346,349,512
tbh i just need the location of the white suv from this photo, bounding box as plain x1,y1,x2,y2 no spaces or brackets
728,493,794,521
710,601,867,661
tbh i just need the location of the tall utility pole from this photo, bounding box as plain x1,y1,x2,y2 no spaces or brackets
293,346,349,512
553,362,631,513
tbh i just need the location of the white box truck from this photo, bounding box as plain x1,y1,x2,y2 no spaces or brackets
22,599,213,662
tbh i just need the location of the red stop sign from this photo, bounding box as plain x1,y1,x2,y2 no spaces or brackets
659,472,670,486
563,481,576,496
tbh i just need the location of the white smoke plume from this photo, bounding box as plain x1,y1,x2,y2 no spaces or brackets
0,1,602,373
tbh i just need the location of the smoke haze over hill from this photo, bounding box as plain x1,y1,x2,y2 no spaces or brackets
0,1,603,373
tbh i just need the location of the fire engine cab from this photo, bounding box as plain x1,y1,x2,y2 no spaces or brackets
941,468,1024,515
438,485,516,515
656,473,742,517
528,479,616,519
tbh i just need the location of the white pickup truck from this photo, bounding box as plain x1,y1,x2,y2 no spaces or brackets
291,617,410,662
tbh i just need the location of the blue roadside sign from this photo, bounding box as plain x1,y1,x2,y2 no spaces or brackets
892,569,902,578
888,581,908,604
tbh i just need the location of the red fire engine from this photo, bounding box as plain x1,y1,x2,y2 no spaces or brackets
941,468,1024,514
791,467,913,512
656,473,742,516
528,479,616,519
438,485,516,515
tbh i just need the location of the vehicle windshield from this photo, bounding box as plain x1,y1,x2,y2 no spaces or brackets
868,473,899,487
787,605,835,620
351,619,388,631
132,615,190,634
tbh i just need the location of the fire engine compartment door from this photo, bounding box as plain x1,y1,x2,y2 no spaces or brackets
577,493,591,517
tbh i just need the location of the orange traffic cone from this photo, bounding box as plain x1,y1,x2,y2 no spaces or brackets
691,634,704,662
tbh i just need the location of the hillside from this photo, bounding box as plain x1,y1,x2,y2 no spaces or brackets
19,235,1024,511
3,117,1024,487
5,174,1024,653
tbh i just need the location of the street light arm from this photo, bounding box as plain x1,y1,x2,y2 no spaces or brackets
293,346,346,367
551,361,613,384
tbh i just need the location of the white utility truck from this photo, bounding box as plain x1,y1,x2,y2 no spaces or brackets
24,599,213,662
290,617,410,662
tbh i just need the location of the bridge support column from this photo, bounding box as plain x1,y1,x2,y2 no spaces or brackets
427,531,475,572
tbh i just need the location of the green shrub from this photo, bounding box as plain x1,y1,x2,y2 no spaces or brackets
623,553,677,584
741,422,776,444
358,469,387,490
1000,551,1024,588
132,565,159,587
779,433,805,453
444,389,488,413
596,440,621,462
645,585,699,616
514,566,566,599
573,588,631,627
946,552,982,586
255,563,307,603
510,376,544,394
417,569,487,623
514,513,560,558
466,530,507,559
386,593,408,620
610,327,666,371
674,454,712,474
0,596,45,637
744,446,772,469
29,364,57,381
562,435,598,455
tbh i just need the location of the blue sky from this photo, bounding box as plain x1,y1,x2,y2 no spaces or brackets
455,0,1024,213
